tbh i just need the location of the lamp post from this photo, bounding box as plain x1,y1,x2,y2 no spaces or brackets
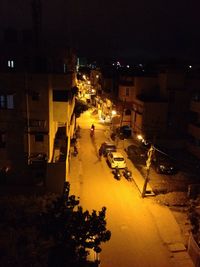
137,135,154,198
141,145,154,198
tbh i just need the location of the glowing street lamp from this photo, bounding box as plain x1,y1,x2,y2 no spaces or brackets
137,134,143,141
111,110,117,116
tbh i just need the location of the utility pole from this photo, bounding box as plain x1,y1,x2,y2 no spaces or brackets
142,145,154,198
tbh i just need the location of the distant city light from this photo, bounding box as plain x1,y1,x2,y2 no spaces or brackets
189,65,192,69
127,65,130,68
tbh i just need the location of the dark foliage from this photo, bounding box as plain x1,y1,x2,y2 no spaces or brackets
74,99,89,118
0,191,111,267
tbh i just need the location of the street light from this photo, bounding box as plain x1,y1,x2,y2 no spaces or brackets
137,135,154,198
111,110,117,116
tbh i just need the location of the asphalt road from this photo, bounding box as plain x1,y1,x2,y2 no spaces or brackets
69,110,180,267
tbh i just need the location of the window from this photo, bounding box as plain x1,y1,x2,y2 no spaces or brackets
126,88,129,97
4,28,18,43
7,95,14,109
35,133,44,142
53,90,69,102
125,109,131,115
0,132,6,148
64,64,67,73
0,95,6,108
8,60,14,68
22,29,33,44
0,94,14,109
168,91,175,103
29,120,46,128
32,91,40,101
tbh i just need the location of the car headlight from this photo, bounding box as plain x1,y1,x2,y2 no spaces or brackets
159,165,166,170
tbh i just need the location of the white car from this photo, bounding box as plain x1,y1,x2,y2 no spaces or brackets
107,152,126,169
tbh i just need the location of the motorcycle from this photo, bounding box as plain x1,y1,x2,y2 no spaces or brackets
112,167,121,180
123,167,132,181
90,127,94,137
73,146,78,156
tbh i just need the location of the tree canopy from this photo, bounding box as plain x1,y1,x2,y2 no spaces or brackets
0,187,111,267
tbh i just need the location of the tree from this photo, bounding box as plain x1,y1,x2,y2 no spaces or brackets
0,189,111,267
74,99,89,118
38,193,111,267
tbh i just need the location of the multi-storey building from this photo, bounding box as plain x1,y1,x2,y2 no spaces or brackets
187,73,200,159
0,0,77,188
105,65,195,151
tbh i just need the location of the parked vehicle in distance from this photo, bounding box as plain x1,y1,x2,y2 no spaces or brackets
125,144,177,175
152,152,177,175
29,153,47,165
112,166,121,180
111,125,132,140
99,142,117,156
117,125,132,139
123,167,132,181
107,152,126,169
125,144,147,165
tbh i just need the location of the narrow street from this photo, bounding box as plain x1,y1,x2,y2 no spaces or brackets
69,110,188,267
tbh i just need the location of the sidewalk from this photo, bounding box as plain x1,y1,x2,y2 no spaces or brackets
146,199,194,267
117,138,194,267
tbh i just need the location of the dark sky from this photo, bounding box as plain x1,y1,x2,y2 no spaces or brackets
51,0,200,60
2,0,200,60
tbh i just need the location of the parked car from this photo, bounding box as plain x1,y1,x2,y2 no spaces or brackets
125,144,147,165
125,144,177,175
152,152,177,175
107,152,126,169
117,125,132,139
29,153,47,165
99,142,117,156
111,125,132,140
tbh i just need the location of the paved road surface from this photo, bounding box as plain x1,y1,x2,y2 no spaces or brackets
69,110,193,267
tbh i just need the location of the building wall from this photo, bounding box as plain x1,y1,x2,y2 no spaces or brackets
132,99,168,141
134,76,158,97
0,73,49,169
118,85,135,102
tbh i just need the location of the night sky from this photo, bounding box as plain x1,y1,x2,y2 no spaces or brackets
2,0,200,60
55,0,200,60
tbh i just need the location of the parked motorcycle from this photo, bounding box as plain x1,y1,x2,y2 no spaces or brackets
123,167,132,181
113,167,121,180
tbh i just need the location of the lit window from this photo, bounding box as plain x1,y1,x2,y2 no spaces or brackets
0,95,6,108
0,94,14,109
7,95,14,109
64,64,67,73
8,60,14,68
